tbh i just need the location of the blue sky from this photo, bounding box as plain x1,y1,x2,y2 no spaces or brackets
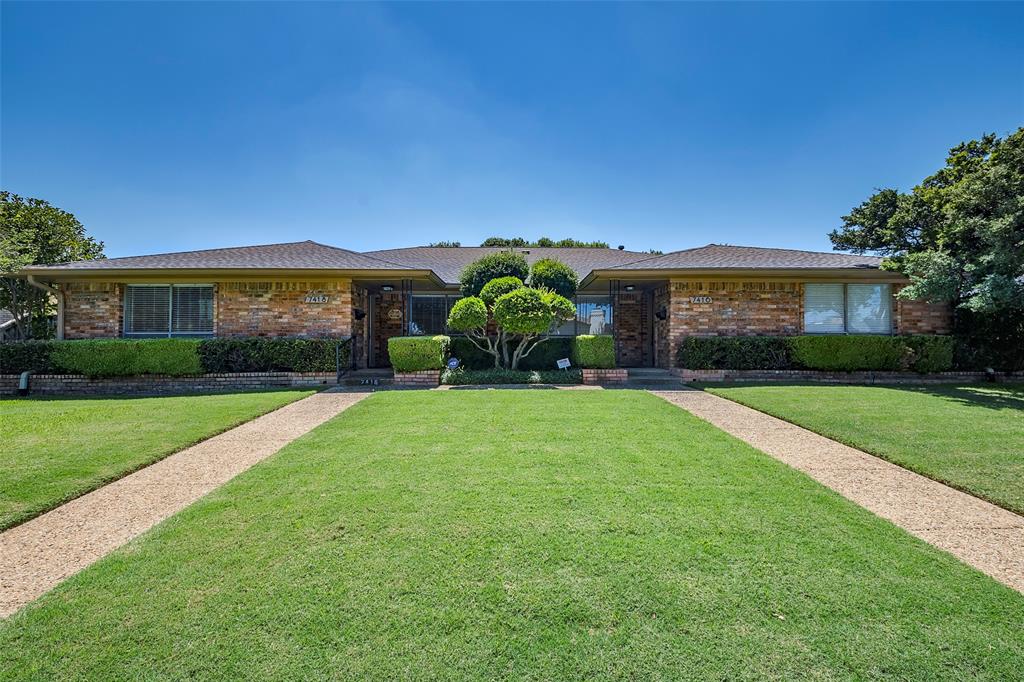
2,2,1021,258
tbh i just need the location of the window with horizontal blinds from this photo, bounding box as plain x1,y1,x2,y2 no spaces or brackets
124,286,171,336
847,284,891,334
171,286,214,334
124,285,213,337
803,283,892,335
804,284,846,333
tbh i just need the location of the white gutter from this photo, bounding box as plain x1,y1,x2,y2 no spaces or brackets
26,275,64,340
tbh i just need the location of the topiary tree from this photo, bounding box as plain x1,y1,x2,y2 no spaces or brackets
479,276,524,305
529,258,578,298
459,251,529,297
449,256,578,369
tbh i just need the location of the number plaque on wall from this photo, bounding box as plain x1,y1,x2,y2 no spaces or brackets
689,296,713,304
304,292,330,304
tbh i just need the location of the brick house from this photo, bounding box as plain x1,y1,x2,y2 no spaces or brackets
20,241,951,369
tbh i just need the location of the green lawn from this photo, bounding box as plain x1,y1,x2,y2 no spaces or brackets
0,390,314,530
705,383,1024,515
2,391,1021,679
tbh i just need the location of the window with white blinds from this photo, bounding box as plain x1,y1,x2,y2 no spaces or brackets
847,284,891,334
124,285,213,337
803,283,892,335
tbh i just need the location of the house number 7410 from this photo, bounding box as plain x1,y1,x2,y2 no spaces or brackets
689,296,713,304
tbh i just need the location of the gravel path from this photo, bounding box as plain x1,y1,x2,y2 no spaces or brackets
653,389,1024,593
0,390,368,617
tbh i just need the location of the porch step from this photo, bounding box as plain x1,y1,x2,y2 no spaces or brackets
339,369,395,387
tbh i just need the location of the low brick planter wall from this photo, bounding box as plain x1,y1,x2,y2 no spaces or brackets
582,368,628,385
393,370,441,387
0,372,337,396
672,369,1024,384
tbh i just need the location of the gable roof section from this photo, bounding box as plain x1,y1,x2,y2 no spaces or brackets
607,244,883,270
21,240,891,284
23,241,421,274
364,246,650,284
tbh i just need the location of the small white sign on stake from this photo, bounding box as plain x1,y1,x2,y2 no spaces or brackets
556,358,572,370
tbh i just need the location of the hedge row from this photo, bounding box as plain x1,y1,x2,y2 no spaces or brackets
446,335,615,371
571,335,615,369
441,368,582,385
677,335,955,373
387,335,451,372
0,337,351,377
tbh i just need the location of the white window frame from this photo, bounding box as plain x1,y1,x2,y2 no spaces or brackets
803,283,892,335
123,284,214,338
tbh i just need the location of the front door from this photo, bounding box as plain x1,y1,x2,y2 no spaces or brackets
370,291,406,367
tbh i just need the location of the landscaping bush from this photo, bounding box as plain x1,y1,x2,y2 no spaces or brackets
903,335,955,373
789,335,906,372
387,335,450,372
50,339,203,377
571,335,615,368
441,367,582,385
675,334,955,373
677,336,793,371
0,340,56,374
450,336,574,371
529,258,578,298
459,251,530,297
198,337,349,373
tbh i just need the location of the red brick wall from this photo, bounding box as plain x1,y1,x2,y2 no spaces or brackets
216,280,353,337
894,286,953,334
666,280,801,347
62,282,122,339
613,292,650,367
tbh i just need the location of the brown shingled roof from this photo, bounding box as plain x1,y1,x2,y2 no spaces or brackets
363,246,650,284
606,244,883,271
25,241,419,272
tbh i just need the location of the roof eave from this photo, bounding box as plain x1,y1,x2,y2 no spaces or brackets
579,267,905,288
17,266,445,287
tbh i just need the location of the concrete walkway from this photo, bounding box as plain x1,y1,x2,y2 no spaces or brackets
0,390,368,617
652,389,1024,594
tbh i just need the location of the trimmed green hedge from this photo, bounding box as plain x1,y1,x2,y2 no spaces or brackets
1,337,352,376
450,336,574,371
441,368,582,385
50,339,203,377
677,335,955,373
387,335,450,372
198,337,349,373
903,335,957,374
0,340,56,374
678,336,793,371
788,336,905,372
571,335,615,368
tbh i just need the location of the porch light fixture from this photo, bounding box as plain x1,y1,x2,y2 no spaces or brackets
623,284,636,292
655,306,668,321
381,285,395,292
354,308,366,321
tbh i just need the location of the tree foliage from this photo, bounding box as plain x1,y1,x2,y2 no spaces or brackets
449,255,578,369
529,258,578,298
0,192,104,339
480,236,610,248
479,276,524,306
458,251,530,297
830,128,1024,369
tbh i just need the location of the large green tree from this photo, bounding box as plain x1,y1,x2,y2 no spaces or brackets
830,128,1024,369
0,192,105,339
